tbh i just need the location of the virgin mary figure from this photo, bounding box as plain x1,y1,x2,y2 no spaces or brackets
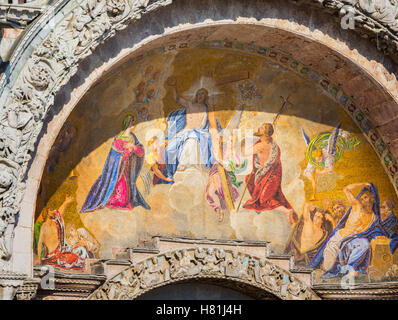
80,114,151,213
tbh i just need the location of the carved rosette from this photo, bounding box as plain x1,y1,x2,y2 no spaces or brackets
87,248,318,300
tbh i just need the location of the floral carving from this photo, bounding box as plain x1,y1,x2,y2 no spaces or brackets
24,59,54,91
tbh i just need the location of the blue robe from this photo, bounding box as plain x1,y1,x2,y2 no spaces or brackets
381,211,397,236
165,107,221,179
382,211,398,254
307,183,398,277
80,132,150,213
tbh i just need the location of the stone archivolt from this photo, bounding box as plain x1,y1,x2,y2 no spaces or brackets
0,0,397,275
88,248,318,300
0,0,171,268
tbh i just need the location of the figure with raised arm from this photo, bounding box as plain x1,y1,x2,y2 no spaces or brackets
38,196,88,270
285,202,334,265
164,77,217,177
308,182,398,277
240,122,298,224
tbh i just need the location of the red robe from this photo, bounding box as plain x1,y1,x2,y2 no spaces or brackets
243,144,296,222
41,210,86,271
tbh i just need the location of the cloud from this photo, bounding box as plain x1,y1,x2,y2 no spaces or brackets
168,167,208,212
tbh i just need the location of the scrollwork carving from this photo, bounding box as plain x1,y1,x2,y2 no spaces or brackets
342,0,398,31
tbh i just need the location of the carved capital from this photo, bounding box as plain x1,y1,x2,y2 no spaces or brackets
0,271,27,300
15,278,40,300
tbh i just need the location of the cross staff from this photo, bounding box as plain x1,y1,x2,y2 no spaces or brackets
236,95,293,212
207,71,250,213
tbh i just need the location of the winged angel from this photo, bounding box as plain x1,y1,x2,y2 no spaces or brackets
302,123,361,200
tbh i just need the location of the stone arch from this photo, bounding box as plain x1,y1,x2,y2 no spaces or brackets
2,0,398,277
87,247,319,300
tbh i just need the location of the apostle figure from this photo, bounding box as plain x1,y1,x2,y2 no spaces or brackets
380,199,397,235
80,114,150,213
240,123,298,224
308,182,398,277
164,77,218,178
380,198,398,252
284,203,334,266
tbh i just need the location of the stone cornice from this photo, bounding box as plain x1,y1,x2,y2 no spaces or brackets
0,270,27,299
0,3,44,28
313,281,398,299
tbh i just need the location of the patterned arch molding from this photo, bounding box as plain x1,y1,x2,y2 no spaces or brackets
0,0,398,269
87,248,319,300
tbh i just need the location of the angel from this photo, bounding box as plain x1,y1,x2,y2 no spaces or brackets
302,123,361,200
205,107,247,222
146,134,173,185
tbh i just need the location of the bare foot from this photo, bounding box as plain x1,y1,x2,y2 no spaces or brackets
287,209,298,224
348,270,359,278
177,165,186,172
218,210,224,223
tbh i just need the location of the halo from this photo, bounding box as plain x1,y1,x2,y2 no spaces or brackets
183,76,222,101
119,110,139,130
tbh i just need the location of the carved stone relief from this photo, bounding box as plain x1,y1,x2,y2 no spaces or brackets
88,248,318,300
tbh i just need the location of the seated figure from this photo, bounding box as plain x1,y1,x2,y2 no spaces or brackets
308,182,398,277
